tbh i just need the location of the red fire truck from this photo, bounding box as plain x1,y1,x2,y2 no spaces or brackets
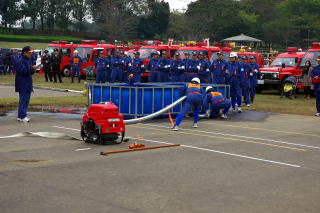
176,43,221,59
300,43,320,69
44,41,78,76
258,47,305,92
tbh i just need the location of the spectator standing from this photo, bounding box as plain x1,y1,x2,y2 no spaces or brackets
15,46,36,123
51,48,62,83
302,60,313,99
4,50,12,75
42,50,52,82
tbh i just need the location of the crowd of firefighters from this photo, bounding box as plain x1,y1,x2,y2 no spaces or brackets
92,49,260,111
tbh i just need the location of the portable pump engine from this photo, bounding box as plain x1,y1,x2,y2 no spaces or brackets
81,102,125,144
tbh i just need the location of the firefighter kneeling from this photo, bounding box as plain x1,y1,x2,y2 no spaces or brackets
203,86,231,119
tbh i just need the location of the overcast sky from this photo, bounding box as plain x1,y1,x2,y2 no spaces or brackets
164,0,197,11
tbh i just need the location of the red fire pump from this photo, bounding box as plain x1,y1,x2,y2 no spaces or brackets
81,102,125,144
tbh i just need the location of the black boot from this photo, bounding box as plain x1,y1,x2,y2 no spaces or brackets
78,78,81,83
71,78,74,83
251,96,254,103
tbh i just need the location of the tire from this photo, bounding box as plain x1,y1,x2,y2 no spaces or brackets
63,67,71,77
256,86,263,94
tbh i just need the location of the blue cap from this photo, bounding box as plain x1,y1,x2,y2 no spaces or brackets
192,51,198,56
162,51,167,55
22,46,32,53
217,52,223,55
135,51,140,55
152,51,159,55
249,56,256,59
184,52,190,56
175,52,180,57
199,52,205,56
242,55,248,60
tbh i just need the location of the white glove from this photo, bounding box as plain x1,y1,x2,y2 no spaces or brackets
249,72,253,76
141,65,144,68
254,69,258,73
181,66,185,69
167,65,170,68
197,66,200,70
206,68,209,72
128,63,132,67
107,65,110,68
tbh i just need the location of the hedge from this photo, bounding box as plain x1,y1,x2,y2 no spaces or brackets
0,34,83,43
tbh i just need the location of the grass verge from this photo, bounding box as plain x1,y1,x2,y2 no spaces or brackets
0,41,49,50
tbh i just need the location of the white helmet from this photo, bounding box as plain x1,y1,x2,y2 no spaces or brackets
191,77,200,84
206,86,213,93
74,50,79,54
229,52,238,58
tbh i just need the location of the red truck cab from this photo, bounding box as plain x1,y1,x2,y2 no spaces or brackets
176,43,220,59
44,41,78,76
300,43,320,69
258,47,305,92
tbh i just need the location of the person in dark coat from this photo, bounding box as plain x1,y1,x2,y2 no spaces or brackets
15,46,36,122
51,48,62,83
42,50,52,82
4,50,12,75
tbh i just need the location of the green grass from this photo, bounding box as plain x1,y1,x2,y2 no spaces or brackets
0,41,49,50
0,34,82,43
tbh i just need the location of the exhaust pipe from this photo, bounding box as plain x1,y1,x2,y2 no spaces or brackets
124,96,186,125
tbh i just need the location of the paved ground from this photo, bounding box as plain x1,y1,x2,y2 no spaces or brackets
0,86,82,98
0,110,320,213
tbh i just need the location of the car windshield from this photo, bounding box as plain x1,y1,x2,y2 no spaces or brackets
139,48,156,59
300,51,320,67
210,52,230,62
176,50,194,59
270,57,296,67
45,46,58,55
75,47,92,62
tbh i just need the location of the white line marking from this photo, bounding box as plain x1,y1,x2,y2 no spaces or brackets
53,126,80,132
131,137,301,168
75,148,91,151
141,123,320,150
52,126,301,168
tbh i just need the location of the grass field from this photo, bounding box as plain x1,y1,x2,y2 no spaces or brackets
0,74,317,116
0,34,82,43
0,41,49,50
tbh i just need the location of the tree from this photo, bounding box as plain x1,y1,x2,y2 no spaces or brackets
0,0,22,28
164,11,187,40
71,0,90,32
55,0,73,31
23,0,43,29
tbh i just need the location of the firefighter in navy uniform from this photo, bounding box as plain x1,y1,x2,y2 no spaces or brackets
184,52,199,82
148,51,161,82
129,52,144,84
42,50,52,82
212,52,228,84
249,56,259,103
158,51,171,82
95,50,107,83
202,86,231,119
197,52,211,83
172,77,203,131
51,48,62,83
241,56,252,107
171,52,185,82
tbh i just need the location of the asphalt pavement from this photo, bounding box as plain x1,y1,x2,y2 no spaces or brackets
0,110,320,213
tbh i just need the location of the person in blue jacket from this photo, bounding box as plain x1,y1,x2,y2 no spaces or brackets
70,50,83,83
105,50,112,82
95,51,107,83
15,46,37,123
181,52,191,82
172,77,203,131
158,51,171,82
241,56,252,107
249,56,259,103
148,51,160,82
227,52,244,113
212,52,228,84
202,86,231,119
311,56,320,116
129,52,144,84
184,52,199,82
11,49,20,74
0,50,4,75
197,52,211,83
110,50,124,83
122,52,132,83
171,52,185,82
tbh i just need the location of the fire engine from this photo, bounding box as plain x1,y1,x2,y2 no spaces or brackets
44,41,78,76
258,47,305,93
300,43,320,69
176,42,220,59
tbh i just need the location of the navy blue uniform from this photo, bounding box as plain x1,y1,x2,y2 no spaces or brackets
158,58,171,82
311,65,320,113
148,58,160,82
15,54,34,119
174,83,203,127
182,58,192,82
95,57,108,83
212,59,228,84
0,53,4,74
171,59,185,82
122,56,132,83
197,59,210,83
227,61,244,109
242,62,252,105
70,56,83,81
249,62,259,100
110,55,124,83
130,58,144,83
203,92,231,118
